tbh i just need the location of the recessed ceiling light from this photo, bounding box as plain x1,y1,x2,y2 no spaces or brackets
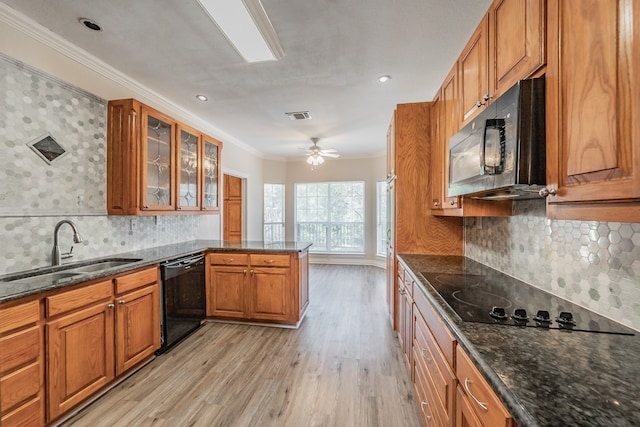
378,75,391,83
79,18,102,32
195,94,208,102
196,0,284,63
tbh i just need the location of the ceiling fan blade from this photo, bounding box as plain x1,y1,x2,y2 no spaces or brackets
322,152,340,158
320,148,337,153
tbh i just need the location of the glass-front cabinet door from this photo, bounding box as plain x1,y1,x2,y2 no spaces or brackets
202,135,222,211
141,107,176,211
177,124,201,211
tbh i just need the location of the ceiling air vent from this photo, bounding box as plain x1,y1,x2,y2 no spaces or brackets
285,111,311,120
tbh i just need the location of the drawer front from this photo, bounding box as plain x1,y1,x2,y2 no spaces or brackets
413,286,456,367
1,397,42,427
414,312,455,426
208,253,249,266
249,254,290,267
46,280,113,317
0,362,40,412
0,300,39,334
412,346,443,427
0,326,40,375
115,266,158,295
456,346,513,427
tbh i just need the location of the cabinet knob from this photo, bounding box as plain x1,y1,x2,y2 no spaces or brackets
107,303,115,309
483,93,493,102
250,269,254,274
118,300,126,305
539,187,557,198
450,200,457,206
476,100,485,108
243,269,247,274
433,201,440,207
143,205,149,209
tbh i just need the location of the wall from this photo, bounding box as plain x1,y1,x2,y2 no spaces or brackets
465,200,640,331
0,20,267,274
264,155,387,266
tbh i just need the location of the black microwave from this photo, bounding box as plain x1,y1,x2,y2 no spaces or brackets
448,77,546,200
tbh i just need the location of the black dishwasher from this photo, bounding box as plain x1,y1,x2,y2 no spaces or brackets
157,253,206,354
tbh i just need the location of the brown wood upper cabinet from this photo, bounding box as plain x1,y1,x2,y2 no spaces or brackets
107,99,222,215
545,0,640,222
459,0,546,125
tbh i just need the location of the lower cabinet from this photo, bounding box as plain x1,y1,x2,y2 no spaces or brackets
455,346,514,427
206,250,309,326
400,260,515,427
46,266,160,423
0,299,44,427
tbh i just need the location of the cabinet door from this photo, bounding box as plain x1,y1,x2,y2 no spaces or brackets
387,110,396,178
430,91,444,211
489,0,545,98
440,65,463,211
115,284,160,376
460,14,489,124
202,135,222,211
546,0,640,221
176,124,201,211
456,386,483,427
208,266,246,318
47,302,115,421
249,267,291,321
140,106,176,211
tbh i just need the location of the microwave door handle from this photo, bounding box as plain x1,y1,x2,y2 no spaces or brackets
483,119,506,175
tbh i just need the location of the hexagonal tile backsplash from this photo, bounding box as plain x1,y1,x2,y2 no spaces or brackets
465,200,640,331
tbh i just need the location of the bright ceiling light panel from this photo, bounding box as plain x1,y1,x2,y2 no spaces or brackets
196,0,284,63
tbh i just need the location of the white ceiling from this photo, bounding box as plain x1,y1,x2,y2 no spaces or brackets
0,0,492,160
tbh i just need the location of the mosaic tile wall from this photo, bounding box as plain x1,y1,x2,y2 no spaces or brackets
0,54,204,275
464,200,640,331
0,215,201,275
0,53,106,215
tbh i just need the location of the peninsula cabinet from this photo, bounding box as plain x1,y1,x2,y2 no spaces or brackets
397,264,413,371
459,0,546,126
0,299,44,427
107,98,222,215
544,0,640,222
206,250,309,326
46,267,160,422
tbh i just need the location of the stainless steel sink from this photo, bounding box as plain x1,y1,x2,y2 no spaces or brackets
69,259,142,273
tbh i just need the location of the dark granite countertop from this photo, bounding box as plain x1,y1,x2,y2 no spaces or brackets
398,254,640,427
0,240,312,303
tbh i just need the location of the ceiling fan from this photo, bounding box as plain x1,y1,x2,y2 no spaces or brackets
304,137,339,167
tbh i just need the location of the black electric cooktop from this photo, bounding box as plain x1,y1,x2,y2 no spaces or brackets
420,271,635,336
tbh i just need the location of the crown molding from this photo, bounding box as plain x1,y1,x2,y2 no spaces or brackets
0,2,263,158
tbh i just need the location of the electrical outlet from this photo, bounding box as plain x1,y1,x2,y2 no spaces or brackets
130,218,137,232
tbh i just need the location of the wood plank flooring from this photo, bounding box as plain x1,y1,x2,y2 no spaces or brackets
61,264,422,427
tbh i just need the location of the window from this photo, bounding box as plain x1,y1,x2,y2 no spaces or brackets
376,180,387,256
295,181,365,253
264,183,285,242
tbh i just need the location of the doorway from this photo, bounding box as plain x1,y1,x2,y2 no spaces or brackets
223,174,243,240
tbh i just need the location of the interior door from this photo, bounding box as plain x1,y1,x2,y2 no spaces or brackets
223,174,243,240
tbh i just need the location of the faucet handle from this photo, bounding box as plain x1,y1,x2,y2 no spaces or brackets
61,246,74,260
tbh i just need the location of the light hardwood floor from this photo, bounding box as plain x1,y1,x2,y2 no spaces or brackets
62,264,422,427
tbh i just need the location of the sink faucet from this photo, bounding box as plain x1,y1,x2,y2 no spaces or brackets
52,220,83,266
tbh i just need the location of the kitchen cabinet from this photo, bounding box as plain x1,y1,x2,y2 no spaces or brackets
114,268,160,375
206,250,309,326
0,299,44,427
397,264,413,371
459,0,545,126
456,346,514,427
107,98,222,215
545,0,640,222
46,280,115,421
223,175,243,240
386,103,463,331
46,267,160,422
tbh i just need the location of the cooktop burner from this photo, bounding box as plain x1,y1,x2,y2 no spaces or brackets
420,272,635,335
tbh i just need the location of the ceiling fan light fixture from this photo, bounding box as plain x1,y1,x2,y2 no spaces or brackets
196,0,284,63
306,154,324,166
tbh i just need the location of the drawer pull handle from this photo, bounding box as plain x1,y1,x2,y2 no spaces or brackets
264,259,275,264
464,377,488,411
223,258,234,262
421,347,431,363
